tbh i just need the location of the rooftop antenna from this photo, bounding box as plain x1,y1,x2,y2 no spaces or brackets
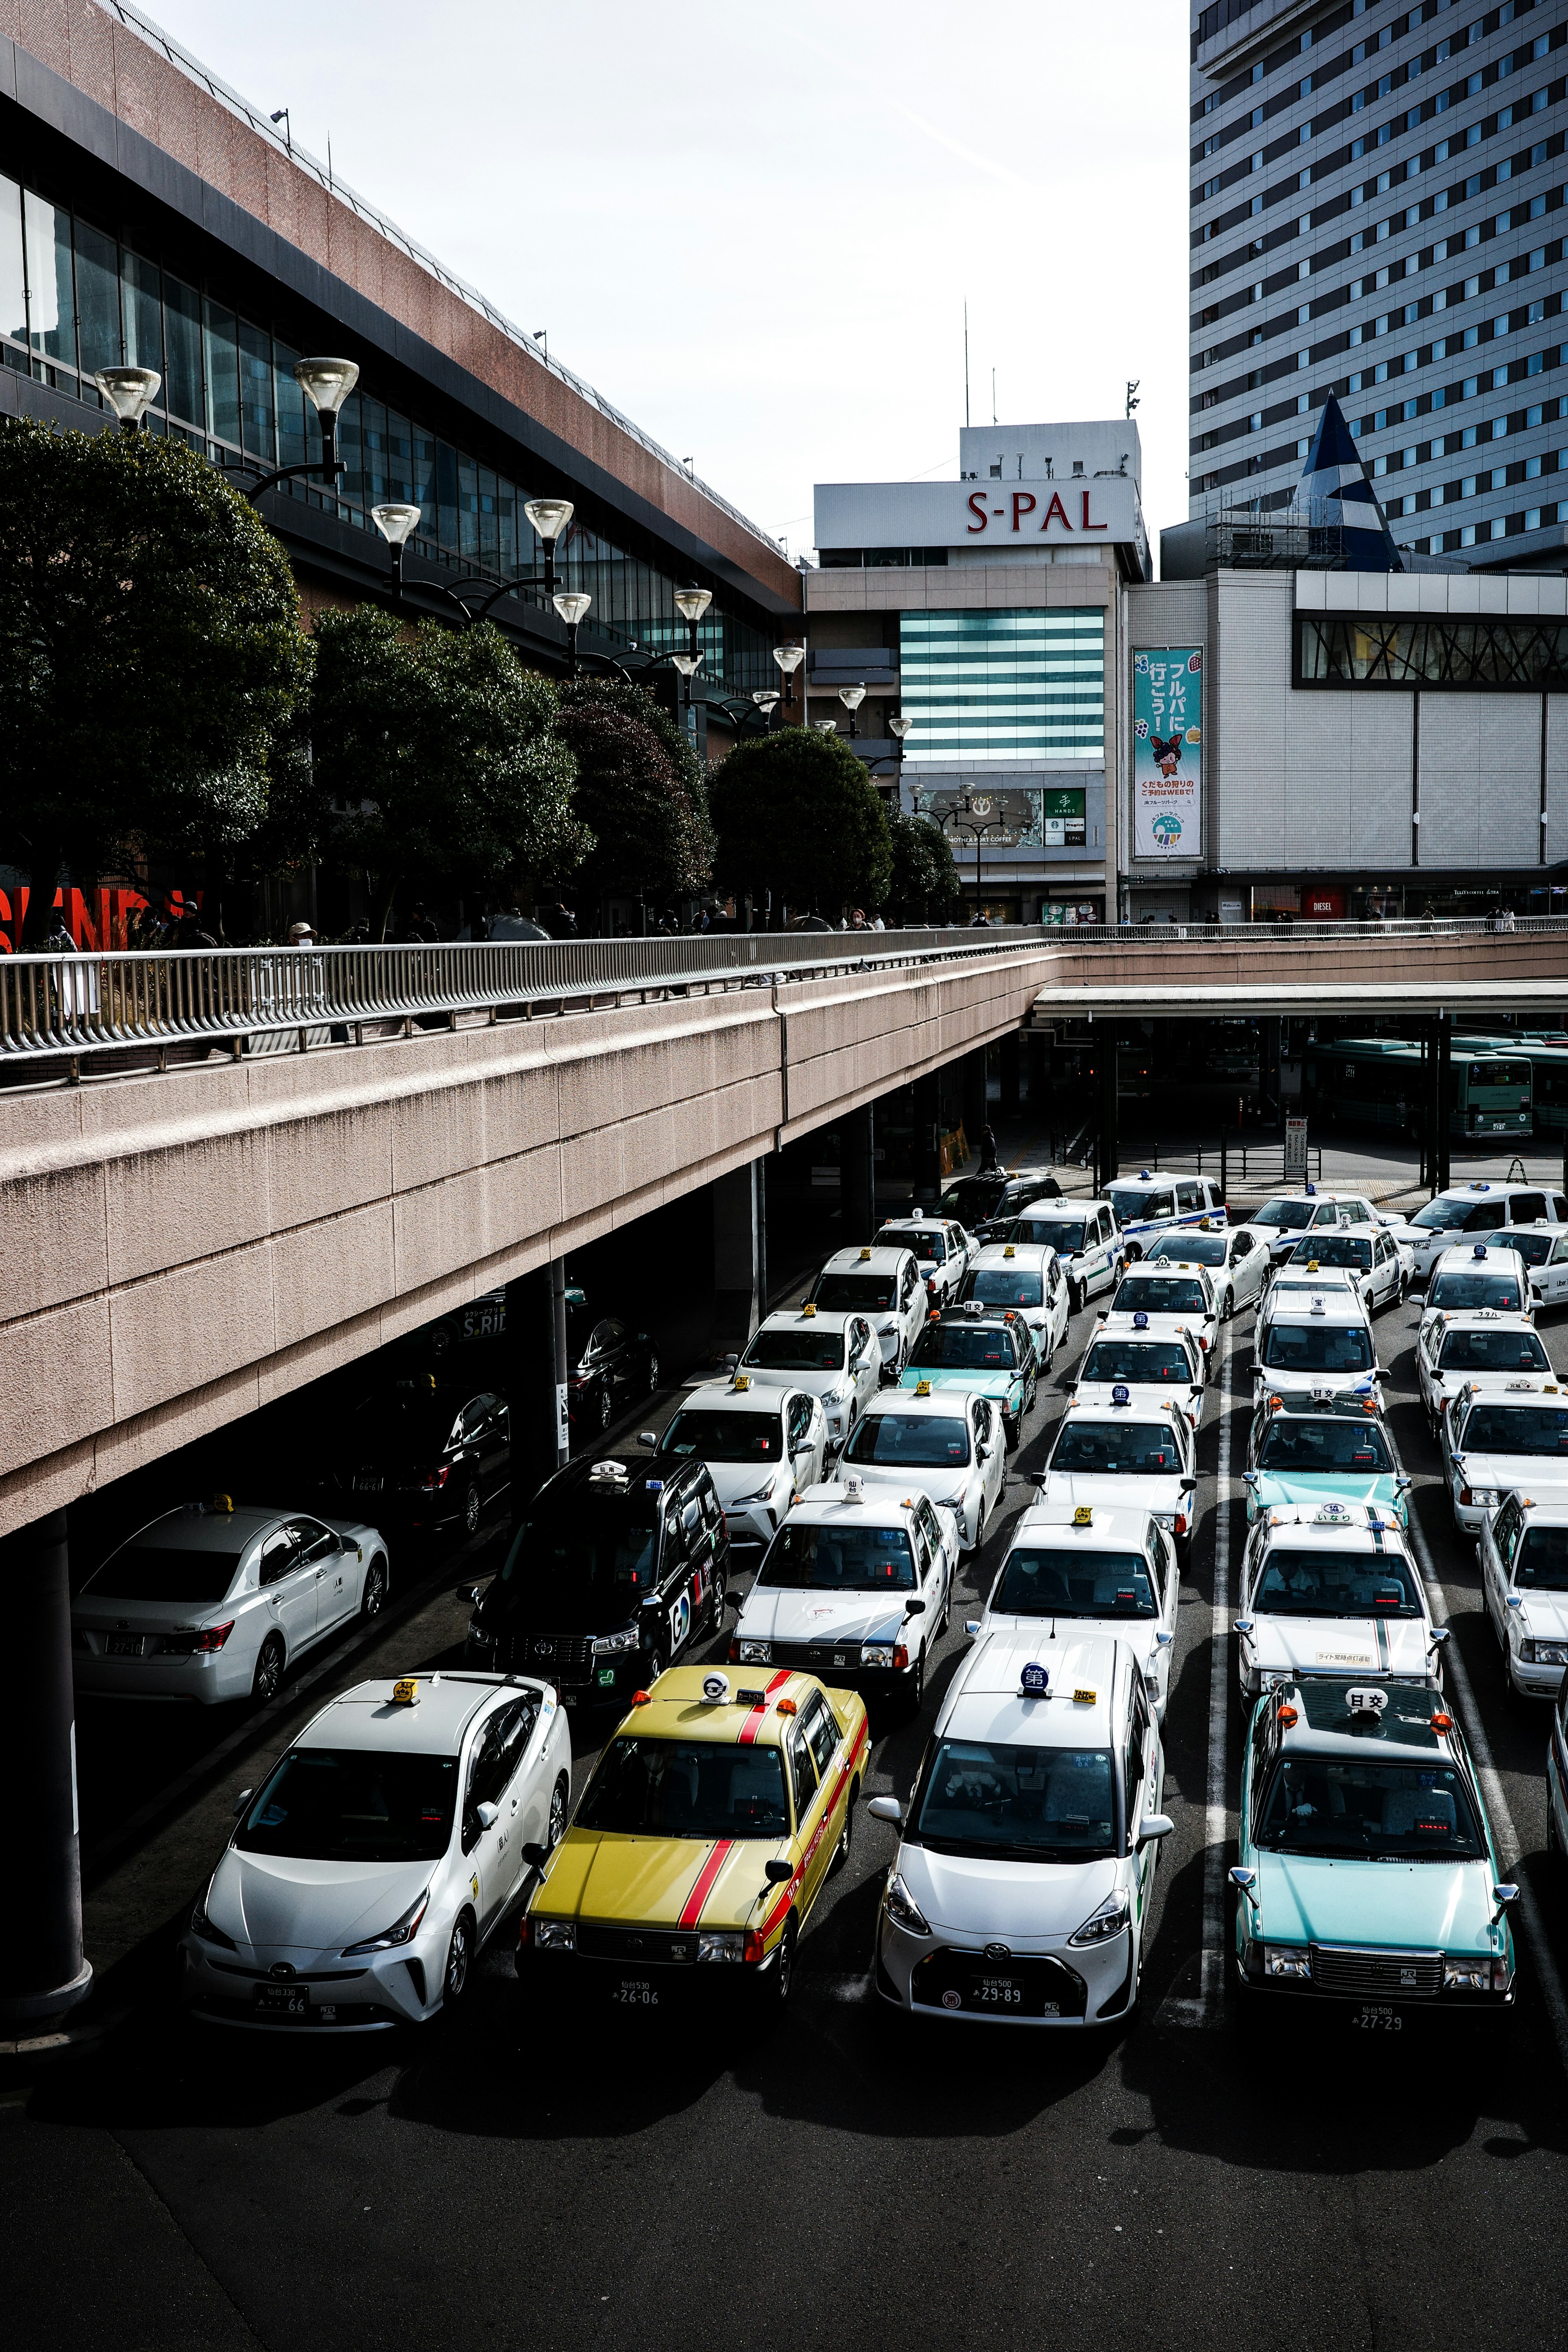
1126,379,1140,421
534,329,548,363
963,300,970,430
991,368,997,427
269,107,291,158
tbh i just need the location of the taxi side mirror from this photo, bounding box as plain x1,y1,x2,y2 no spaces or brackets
764,1860,794,1884
638,1431,657,1450
1138,1814,1175,1843
475,1802,499,1832
724,1588,744,1608
866,1797,904,1826
1180,1477,1198,1494
520,1842,549,1871
1428,1627,1451,1646
232,1788,253,1818
905,1598,927,1616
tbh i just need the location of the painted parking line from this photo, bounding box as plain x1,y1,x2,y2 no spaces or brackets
1164,1319,1236,2029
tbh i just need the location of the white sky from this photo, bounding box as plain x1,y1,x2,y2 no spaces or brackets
145,0,1192,558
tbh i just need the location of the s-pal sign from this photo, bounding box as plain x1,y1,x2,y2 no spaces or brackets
813,476,1144,552
964,488,1115,536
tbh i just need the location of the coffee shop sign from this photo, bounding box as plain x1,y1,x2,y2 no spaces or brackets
965,490,1111,537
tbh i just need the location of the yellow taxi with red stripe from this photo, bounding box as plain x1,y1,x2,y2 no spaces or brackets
517,1664,868,2011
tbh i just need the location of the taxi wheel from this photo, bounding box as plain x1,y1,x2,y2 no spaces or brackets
251,1633,284,1705
359,1557,386,1621
546,1774,569,1852
1069,1279,1085,1316
900,1645,927,1722
595,1382,613,1434
645,1351,660,1394
767,1920,798,2010
463,1482,482,1538
1547,1797,1560,1857
707,1567,727,1633
830,1784,859,1875
443,1911,474,2007
1002,1409,1021,1453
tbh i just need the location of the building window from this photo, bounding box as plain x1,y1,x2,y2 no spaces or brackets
1297,613,1568,690
899,608,1105,764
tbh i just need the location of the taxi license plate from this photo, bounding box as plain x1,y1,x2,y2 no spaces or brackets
354,1474,385,1492
612,1977,659,2007
105,1633,144,1657
254,1984,309,2015
965,1974,1059,2016
1351,2004,1402,2031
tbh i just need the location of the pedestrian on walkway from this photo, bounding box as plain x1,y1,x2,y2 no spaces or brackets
979,1121,999,1174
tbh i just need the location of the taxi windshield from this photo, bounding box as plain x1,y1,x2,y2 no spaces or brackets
1256,1759,1483,1859
1516,1525,1568,1590
744,1328,845,1373
909,1325,1016,1371
1438,1329,1549,1372
911,1738,1117,1863
1105,1185,1164,1223
1152,1234,1227,1267
1410,1196,1488,1231
882,1228,944,1263
1256,1420,1394,1472
494,1506,659,1613
1252,1546,1421,1616
235,1749,458,1863
1260,1322,1374,1374
756,1522,917,1592
577,1736,790,1840
1285,1235,1372,1270
1428,1272,1523,1311
991,1547,1157,1618
811,1273,895,1311
1050,1420,1182,1474
963,1269,1044,1307
1081,1339,1194,1384
660,1409,782,1464
1460,1403,1568,1455
1114,1276,1207,1314
1502,1230,1555,1266
845,1414,970,1468
1012,1217,1086,1252
1252,1200,1315,1231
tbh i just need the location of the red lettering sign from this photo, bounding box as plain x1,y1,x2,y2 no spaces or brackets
967,491,990,532
1038,491,1073,532
1081,491,1107,532
1011,492,1036,532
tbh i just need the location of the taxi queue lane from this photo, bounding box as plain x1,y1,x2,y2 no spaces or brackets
15,1234,1568,2352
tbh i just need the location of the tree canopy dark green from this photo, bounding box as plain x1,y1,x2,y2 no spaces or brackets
550,684,711,910
0,417,309,943
707,726,892,917
883,808,962,923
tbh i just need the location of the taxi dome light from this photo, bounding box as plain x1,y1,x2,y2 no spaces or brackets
1073,1505,1094,1527
1305,1182,1316,1196
1473,1243,1488,1258
842,1472,865,1500
1019,1662,1050,1698
1003,1244,1016,1258
391,1678,419,1706
1307,1259,1319,1272
1111,1384,1131,1408
859,1247,872,1260
210,1492,234,1515
1345,1686,1387,1718
915,1378,933,1396
1133,1311,1149,1329
1472,1182,1491,1192
589,1460,628,1483
801,1303,817,1318
631,1689,652,1705
1138,1169,1152,1180
775,1697,798,1715
732,1372,751,1392
700,1672,731,1704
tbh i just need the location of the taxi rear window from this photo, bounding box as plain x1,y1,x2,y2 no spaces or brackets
992,1548,1156,1618
812,1274,895,1311
1428,1273,1523,1312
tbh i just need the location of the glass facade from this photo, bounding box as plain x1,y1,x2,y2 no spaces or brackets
1298,606,1568,679
0,174,771,693
898,609,1105,764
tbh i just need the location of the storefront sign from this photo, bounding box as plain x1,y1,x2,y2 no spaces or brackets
1132,649,1202,859
911,785,1085,849
1304,886,1345,918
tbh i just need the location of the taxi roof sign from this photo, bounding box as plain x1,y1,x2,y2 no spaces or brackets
391,1677,419,1706
700,1672,730,1704
800,1303,817,1318
1019,1661,1050,1698
732,1372,751,1391
915,1377,933,1395
1073,1505,1094,1527
859,1246,872,1260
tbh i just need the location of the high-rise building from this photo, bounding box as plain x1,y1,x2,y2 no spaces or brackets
1190,0,1568,565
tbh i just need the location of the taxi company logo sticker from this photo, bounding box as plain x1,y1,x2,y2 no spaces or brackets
470,1873,479,1900
668,1591,692,1652
1317,1649,1376,1666
941,1989,963,2009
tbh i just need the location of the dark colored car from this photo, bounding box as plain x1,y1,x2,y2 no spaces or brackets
567,1295,659,1434
464,1454,728,1704
321,1379,511,1538
942,1168,1062,1243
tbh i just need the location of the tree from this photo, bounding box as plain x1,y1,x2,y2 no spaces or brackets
707,727,892,919
550,690,711,917
0,418,309,944
881,808,962,925
555,673,714,905
310,608,584,935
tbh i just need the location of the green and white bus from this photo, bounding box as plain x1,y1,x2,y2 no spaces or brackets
1303,1036,1532,1137
1453,1032,1568,1134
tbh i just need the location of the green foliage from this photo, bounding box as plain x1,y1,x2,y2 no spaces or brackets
548,702,704,906
707,726,892,915
555,673,714,898
882,808,962,923
310,608,584,934
0,417,307,941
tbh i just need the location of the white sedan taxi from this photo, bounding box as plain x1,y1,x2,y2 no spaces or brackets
1104,1264,1218,1362
647,1375,827,1566
1103,1170,1227,1260
1479,1494,1568,1697
807,1245,928,1378
1069,1318,1207,1432
73,1499,389,1707
1388,1180,1565,1285
973,1501,1180,1720
1415,1312,1554,1433
1444,1386,1568,1536
957,1241,1069,1367
1005,1199,1125,1314
1036,1395,1198,1563
736,1307,882,1450
836,1387,1005,1551
875,1215,977,1307
1234,1506,1444,1707
729,1481,957,1716
1253,1290,1382,1408
180,1671,571,2030
869,1630,1172,2026
1148,1221,1267,1319
1274,1226,1407,1314
1501,1225,1568,1309
1234,1188,1393,1270
1423,1241,1531,1320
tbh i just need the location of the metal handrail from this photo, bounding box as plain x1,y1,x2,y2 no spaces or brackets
2,918,1563,1068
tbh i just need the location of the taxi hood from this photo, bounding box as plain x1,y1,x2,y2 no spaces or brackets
538,1829,784,1933
901,1365,1014,1398
207,1849,431,1958
1252,1472,1405,1520
1510,1587,1568,1643
737,1586,915,1647
1244,1615,1437,1682
1253,1849,1493,1956
1039,1470,1187,1515
898,1844,1121,1942
840,1460,970,1508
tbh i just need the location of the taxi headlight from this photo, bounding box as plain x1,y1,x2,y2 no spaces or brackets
737,1639,772,1664
1443,1956,1501,1992
592,1627,639,1656
883,1872,931,1937
532,1918,577,1953
735,1481,779,1506
1069,1889,1130,1947
697,1931,746,1964
343,1887,431,1956
861,1642,909,1670
1262,1944,1312,1980
1461,1486,1500,1510
1521,1639,1568,1667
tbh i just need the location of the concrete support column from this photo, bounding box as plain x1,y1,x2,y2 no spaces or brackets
506,1263,568,1520
961,1046,988,1158
913,1071,942,1203
840,1103,877,1245
1027,1031,1050,1114
999,1032,1022,1121
1097,1032,1120,1194
0,1510,91,2022
713,1159,766,1355
1431,1013,1452,1195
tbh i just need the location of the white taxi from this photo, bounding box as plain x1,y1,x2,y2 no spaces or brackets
1234,1187,1394,1270
1500,1225,1568,1310
1103,1170,1226,1261
807,1245,928,1378
869,1631,1172,2027
1068,1319,1207,1433
1444,1386,1568,1537
1104,1263,1219,1362
1479,1493,1568,1698
180,1671,571,2030
1148,1220,1266,1320
1036,1394,1198,1564
1252,1289,1382,1408
1422,1241,1532,1321
836,1386,1005,1551
972,1501,1180,1720
1388,1180,1566,1286
875,1215,977,1307
646,1375,827,1565
1234,1506,1445,1708
1415,1312,1555,1434
1273,1226,1407,1314
728,1481,958,1717
957,1241,1070,1367
1260,1261,1370,1329
736,1306,882,1450
1004,1199,1125,1316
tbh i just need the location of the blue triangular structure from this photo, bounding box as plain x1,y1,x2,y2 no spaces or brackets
1299,394,1403,572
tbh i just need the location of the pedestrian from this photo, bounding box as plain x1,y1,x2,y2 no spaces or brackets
870,911,886,932
979,1122,999,1175
288,920,318,947
177,905,218,949
405,902,440,944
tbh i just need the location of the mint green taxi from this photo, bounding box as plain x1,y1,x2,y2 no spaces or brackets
899,1307,1038,1452
1244,1393,1412,1530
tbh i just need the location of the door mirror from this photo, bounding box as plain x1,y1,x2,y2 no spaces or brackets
638,1431,657,1450
1155,1629,1174,1647
232,1788,253,1817
866,1796,904,1825
763,1859,794,1884
1180,1477,1198,1494
905,1598,927,1615
1428,1626,1451,1646
724,1588,744,1609
520,1842,549,1871
475,1801,499,1831
1138,1814,1175,1842
977,1442,992,1462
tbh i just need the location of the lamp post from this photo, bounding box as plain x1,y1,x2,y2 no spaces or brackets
443,495,577,626
862,714,913,794
552,590,593,676
371,501,421,601
773,641,805,711
837,682,867,739
94,366,163,432
941,789,1004,922
752,688,780,731
223,356,359,503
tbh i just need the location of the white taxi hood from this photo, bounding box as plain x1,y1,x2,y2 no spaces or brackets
1243,1614,1437,1682
1456,1451,1568,1502
736,1585,915,1648
1039,1469,1187,1517
841,1459,970,1510
738,1364,845,1402
702,1457,791,1508
1511,1587,1568,1645
207,1848,432,1957
897,1845,1121,1942
984,1604,1161,1676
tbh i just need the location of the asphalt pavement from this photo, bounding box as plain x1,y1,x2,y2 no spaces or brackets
7,1252,1568,2352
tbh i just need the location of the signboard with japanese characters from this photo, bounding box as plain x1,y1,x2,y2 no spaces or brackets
1132,648,1203,859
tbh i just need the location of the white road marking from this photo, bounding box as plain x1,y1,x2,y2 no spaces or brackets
1165,1321,1235,2029
1404,1501,1568,2063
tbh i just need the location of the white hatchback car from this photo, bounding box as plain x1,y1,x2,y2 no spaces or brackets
973,1501,1180,1720
1069,1321,1207,1433
736,1307,882,1449
1444,1386,1568,1536
73,1500,389,1707
1422,1242,1532,1321
1388,1180,1567,1285
1479,1493,1568,1698
808,1245,928,1377
1103,1170,1227,1261
646,1375,827,1566
1272,1226,1408,1314
1499,1225,1568,1309
1252,1290,1382,1408
875,1216,977,1307
869,1630,1172,2027
1104,1264,1219,1362
1234,1506,1445,1707
1036,1396,1199,1563
1415,1312,1554,1434
957,1241,1070,1367
836,1387,1006,1551
180,1671,571,2031
1235,1188,1395,1270
1148,1222,1267,1320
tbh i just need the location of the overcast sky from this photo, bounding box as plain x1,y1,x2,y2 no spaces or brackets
147,0,1192,556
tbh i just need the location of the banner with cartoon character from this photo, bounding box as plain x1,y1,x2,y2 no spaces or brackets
1132,648,1202,858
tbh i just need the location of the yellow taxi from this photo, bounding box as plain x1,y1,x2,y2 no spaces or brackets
517,1664,869,2011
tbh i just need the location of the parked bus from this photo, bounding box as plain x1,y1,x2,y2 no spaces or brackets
1454,1032,1568,1134
1303,1036,1532,1137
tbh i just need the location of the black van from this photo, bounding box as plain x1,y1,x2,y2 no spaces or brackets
465,1454,728,1704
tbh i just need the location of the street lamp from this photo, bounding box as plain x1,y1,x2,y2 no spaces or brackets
371,501,421,600
552,589,593,675
837,682,867,739
862,714,913,794
752,688,780,731
813,719,837,735
941,788,1004,922
441,495,578,626
772,641,805,710
225,355,359,503
94,366,162,431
